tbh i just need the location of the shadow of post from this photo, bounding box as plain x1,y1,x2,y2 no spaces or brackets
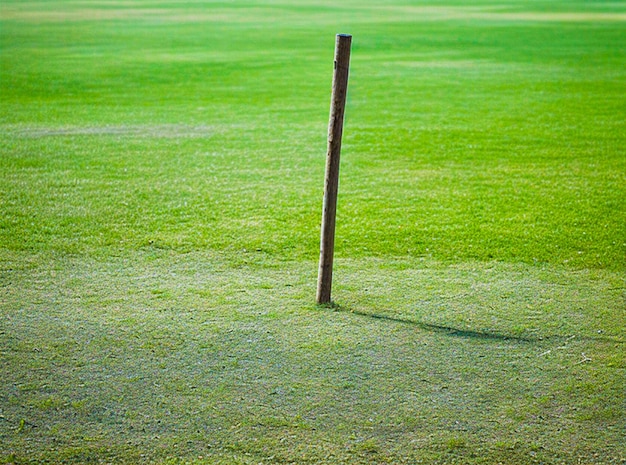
317,302,625,344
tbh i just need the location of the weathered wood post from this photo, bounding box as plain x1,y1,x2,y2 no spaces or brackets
317,33,352,305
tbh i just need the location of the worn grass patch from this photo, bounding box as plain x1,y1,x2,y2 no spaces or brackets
1,252,624,464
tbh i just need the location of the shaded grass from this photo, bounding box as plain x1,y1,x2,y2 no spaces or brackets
1,252,624,464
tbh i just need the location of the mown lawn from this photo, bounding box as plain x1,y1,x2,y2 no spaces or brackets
1,1,625,464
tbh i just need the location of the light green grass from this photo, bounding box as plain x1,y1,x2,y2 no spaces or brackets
1,0,625,464
2,252,624,464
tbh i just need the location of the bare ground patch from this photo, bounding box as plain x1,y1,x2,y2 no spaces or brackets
384,59,490,69
367,6,626,23
4,124,225,138
6,5,625,24
0,8,251,23
473,11,626,22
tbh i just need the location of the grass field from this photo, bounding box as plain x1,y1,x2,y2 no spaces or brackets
1,0,625,463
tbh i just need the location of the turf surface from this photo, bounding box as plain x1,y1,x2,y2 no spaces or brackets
1,1,625,463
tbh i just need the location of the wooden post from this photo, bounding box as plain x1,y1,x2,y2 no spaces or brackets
317,33,352,305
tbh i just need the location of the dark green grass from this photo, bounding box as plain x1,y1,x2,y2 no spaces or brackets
1,0,625,463
2,2,624,268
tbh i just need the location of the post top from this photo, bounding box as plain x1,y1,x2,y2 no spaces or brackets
337,33,352,38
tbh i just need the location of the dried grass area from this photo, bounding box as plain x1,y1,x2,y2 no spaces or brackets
4,5,626,23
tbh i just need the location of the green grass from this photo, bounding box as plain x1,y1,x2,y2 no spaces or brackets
1,0,625,463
